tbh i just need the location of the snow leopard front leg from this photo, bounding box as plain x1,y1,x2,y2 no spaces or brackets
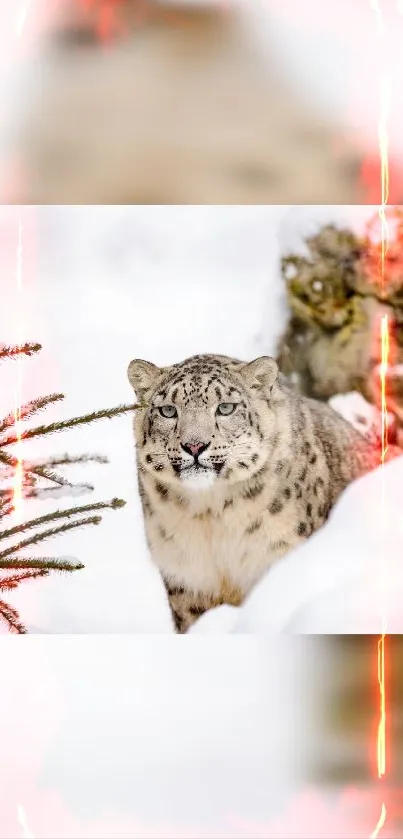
163,581,210,634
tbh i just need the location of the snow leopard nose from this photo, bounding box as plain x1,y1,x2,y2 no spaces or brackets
181,441,210,459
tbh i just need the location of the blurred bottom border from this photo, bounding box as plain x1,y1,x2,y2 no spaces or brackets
1,634,402,839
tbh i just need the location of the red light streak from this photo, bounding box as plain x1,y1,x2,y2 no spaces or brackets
380,315,390,466
369,2,391,837
12,220,24,519
76,0,125,43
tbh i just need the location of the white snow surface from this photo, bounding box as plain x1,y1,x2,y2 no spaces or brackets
1,204,403,634
191,455,403,635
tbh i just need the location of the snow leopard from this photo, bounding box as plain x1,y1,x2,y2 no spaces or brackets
127,353,395,633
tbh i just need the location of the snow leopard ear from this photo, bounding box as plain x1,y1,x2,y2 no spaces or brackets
127,359,160,402
238,356,278,393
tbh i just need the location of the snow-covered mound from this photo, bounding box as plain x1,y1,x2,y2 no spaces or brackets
191,455,403,634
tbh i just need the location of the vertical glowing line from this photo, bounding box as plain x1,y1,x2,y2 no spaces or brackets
376,55,389,807
380,316,389,469
369,2,390,837
371,313,389,839
12,221,24,519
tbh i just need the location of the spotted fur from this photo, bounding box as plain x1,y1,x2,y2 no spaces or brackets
127,353,391,633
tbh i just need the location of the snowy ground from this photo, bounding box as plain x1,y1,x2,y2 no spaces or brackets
1,204,403,634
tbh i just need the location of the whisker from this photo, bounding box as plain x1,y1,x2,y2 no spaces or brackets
139,439,276,461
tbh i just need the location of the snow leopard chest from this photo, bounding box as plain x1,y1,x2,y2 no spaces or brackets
145,491,303,598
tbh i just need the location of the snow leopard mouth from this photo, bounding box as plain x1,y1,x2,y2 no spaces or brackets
172,461,225,478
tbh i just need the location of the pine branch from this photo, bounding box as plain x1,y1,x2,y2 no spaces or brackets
0,448,61,484
0,476,36,502
31,464,92,490
0,502,13,519
28,453,109,468
0,600,27,633
0,450,93,491
0,342,41,362
0,515,102,560
0,341,136,632
25,484,93,501
0,497,125,542
0,393,65,433
0,569,50,590
0,557,84,571
0,401,141,447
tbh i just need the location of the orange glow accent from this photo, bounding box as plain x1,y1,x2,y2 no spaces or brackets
377,630,387,776
12,221,24,519
370,2,391,836
380,315,389,465
76,0,125,43
373,313,389,838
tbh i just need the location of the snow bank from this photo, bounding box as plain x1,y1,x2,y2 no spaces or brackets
191,455,403,634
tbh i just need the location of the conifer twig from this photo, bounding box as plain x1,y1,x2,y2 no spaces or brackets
0,502,13,519
0,515,102,560
25,484,93,501
0,340,135,631
0,600,27,633
0,393,65,433
0,569,50,589
30,464,92,490
28,453,109,468
0,497,125,542
0,342,41,361
0,450,93,491
0,402,141,447
0,557,84,571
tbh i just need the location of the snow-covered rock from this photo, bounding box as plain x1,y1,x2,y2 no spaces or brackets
329,390,395,438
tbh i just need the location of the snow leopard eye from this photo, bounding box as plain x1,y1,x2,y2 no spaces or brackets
216,403,236,416
159,405,177,418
